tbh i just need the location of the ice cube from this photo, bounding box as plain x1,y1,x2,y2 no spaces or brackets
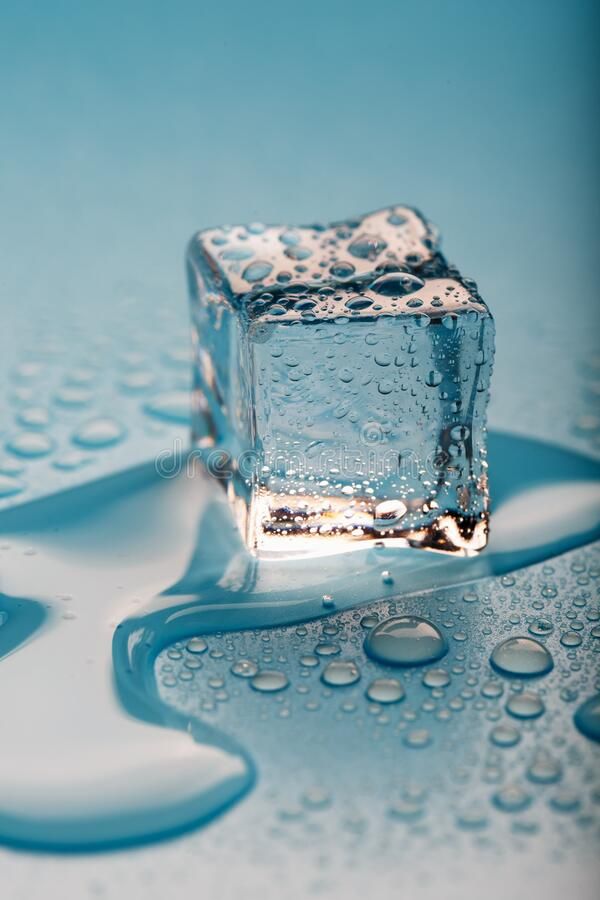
187,205,494,557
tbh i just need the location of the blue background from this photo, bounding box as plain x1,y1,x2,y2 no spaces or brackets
0,2,599,897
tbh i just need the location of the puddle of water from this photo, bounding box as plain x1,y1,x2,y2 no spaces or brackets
0,431,598,850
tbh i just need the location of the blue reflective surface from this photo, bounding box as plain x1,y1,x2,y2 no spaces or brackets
1,2,599,898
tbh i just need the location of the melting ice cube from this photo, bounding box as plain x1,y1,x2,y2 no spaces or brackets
186,205,494,556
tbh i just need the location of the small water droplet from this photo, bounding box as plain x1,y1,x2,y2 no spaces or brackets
365,678,405,704
506,691,545,719
6,432,54,459
526,751,562,785
250,670,289,693
321,659,360,687
144,391,191,424
528,618,554,637
490,723,521,747
422,668,450,689
231,659,258,678
72,418,125,449
186,637,208,654
403,729,431,749
492,784,532,813
0,474,25,498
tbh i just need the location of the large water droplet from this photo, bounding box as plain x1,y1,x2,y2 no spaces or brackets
364,615,448,667
489,636,554,678
574,693,600,743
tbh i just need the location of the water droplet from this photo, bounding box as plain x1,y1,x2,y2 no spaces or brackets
365,678,405,704
549,789,581,814
17,406,51,429
455,805,489,830
118,370,156,392
301,787,331,810
560,631,582,648
526,751,562,784
574,693,600,742
422,668,450,689
374,500,407,528
330,261,356,279
186,637,208,654
365,615,448,667
490,723,521,747
481,680,504,699
425,370,443,387
6,432,54,459
221,246,254,261
0,474,25,498
360,614,379,629
388,798,423,821
250,670,289,693
321,659,360,687
345,295,374,311
403,729,431,749
528,617,554,637
348,233,387,260
72,418,125,449
490,636,554,678
144,391,191,424
53,451,90,471
243,260,273,283
506,691,545,719
54,386,93,407
231,659,258,678
314,642,340,657
369,273,425,296
492,784,532,814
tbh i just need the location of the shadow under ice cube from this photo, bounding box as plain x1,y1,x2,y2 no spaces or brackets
187,205,495,557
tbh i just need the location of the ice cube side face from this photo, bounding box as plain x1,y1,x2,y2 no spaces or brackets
187,206,494,557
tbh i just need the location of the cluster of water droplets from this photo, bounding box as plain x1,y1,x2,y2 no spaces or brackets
0,294,195,506
156,546,600,857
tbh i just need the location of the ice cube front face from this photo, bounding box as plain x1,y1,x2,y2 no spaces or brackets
187,206,494,557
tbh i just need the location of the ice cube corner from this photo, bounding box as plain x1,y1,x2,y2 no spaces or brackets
187,205,494,557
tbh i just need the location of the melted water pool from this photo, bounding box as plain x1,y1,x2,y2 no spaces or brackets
0,430,598,851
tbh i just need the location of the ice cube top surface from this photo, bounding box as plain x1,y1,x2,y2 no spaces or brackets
188,205,446,305
187,205,494,559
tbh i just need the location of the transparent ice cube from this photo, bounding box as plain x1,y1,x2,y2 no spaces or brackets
187,205,494,557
